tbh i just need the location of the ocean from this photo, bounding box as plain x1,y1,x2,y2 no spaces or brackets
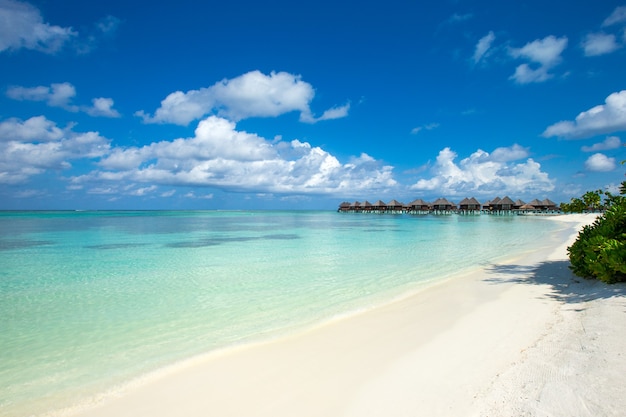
0,210,567,416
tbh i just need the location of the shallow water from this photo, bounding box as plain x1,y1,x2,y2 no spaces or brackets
0,210,565,416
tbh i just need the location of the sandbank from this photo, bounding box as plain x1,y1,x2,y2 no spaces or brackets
66,213,626,417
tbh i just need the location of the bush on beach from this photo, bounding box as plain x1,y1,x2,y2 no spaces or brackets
567,181,626,284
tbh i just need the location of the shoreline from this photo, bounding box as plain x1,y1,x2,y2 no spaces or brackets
57,213,626,416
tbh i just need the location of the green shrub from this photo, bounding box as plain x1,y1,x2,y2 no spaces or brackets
567,185,626,284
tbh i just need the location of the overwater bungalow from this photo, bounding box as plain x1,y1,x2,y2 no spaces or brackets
360,200,373,212
371,200,388,212
458,197,481,214
541,198,559,212
513,199,526,210
407,198,431,214
387,199,404,212
338,201,351,212
518,203,537,213
431,197,456,214
482,197,501,212
337,195,561,215
349,201,361,212
493,196,515,212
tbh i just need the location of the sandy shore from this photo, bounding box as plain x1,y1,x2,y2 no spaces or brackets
68,213,626,417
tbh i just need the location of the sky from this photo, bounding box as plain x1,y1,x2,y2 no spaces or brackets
1,0,625,210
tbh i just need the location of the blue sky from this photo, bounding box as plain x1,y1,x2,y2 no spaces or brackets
1,0,625,210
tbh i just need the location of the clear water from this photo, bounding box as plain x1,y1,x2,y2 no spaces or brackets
0,210,565,416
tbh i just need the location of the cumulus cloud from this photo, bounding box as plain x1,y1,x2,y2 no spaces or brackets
509,35,568,84
581,32,620,56
135,70,349,125
585,153,616,172
6,82,121,117
0,115,63,142
602,6,626,27
543,90,626,139
581,136,622,152
489,143,529,161
473,31,495,64
78,116,395,196
0,0,76,53
0,116,110,184
85,97,121,117
410,145,553,196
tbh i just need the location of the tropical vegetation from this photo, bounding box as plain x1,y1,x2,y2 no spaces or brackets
566,180,626,284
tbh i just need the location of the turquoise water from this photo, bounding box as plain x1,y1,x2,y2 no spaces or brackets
0,210,565,416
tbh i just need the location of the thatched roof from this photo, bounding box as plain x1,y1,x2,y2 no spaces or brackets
459,197,481,206
408,198,430,207
542,198,557,207
432,197,454,206
338,195,559,213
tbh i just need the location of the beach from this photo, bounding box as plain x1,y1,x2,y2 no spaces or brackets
58,213,625,417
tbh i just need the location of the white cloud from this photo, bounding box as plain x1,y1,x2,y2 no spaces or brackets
509,64,552,84
7,82,120,117
0,115,63,142
581,32,620,56
490,143,529,161
585,153,616,172
184,192,213,199
410,145,553,196
509,35,568,84
127,185,157,196
510,35,568,67
80,115,395,196
543,90,626,139
0,0,76,53
85,97,121,118
411,123,440,135
0,116,110,184
473,31,495,64
301,103,351,123
581,136,622,152
7,82,78,109
602,6,626,27
136,70,349,125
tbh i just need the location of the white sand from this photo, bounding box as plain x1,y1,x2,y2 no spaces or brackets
68,213,626,417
